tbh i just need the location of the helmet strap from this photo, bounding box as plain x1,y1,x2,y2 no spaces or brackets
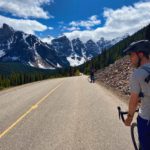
137,58,141,67
136,52,141,67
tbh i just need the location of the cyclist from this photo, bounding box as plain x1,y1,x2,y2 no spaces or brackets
123,40,150,150
90,65,95,83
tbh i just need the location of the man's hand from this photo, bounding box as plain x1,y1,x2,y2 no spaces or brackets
124,92,139,126
124,116,133,126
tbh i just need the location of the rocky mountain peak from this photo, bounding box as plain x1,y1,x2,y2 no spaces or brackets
3,23,12,30
52,35,69,43
1,23,14,34
0,23,14,41
86,39,95,44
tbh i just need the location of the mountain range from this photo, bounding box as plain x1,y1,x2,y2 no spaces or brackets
0,24,126,69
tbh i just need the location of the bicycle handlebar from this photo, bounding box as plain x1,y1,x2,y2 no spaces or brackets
117,106,128,123
117,106,139,123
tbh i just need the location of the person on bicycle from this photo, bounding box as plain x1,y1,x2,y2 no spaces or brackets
124,40,150,150
90,65,95,83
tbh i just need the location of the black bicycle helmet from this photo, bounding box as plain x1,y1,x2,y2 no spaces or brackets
123,40,150,55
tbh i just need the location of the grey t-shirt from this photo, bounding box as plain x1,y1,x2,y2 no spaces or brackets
130,63,150,120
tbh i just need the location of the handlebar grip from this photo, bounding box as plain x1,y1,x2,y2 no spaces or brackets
117,106,139,124
117,106,128,123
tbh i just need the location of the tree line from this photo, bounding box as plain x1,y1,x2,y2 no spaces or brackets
0,63,80,90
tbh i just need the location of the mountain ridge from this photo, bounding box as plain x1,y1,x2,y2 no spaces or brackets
0,24,126,69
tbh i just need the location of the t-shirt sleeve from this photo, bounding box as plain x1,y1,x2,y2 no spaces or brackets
130,71,141,94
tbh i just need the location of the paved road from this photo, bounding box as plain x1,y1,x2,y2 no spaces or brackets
0,76,134,150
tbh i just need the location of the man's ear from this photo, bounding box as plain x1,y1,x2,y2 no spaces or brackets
138,52,144,58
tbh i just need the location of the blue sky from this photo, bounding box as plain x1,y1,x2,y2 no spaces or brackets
0,0,150,43
39,0,137,36
37,0,141,37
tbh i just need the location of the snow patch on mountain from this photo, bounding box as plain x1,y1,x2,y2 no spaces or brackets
28,61,34,67
7,36,14,49
67,54,86,66
0,50,5,58
23,33,29,46
12,57,19,61
38,63,46,69
57,63,62,68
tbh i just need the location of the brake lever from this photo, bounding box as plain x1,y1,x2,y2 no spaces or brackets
117,106,121,119
117,106,128,123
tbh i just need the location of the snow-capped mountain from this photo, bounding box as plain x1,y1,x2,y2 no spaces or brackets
0,24,65,69
0,24,126,69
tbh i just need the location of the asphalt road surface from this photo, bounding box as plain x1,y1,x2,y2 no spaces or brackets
0,76,135,150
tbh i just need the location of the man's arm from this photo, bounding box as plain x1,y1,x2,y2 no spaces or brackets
124,92,139,126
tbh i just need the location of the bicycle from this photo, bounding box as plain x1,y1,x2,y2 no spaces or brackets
117,106,141,150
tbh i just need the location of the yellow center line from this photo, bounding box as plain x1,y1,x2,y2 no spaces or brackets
0,81,64,139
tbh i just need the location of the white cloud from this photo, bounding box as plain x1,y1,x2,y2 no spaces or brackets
0,0,54,19
48,27,54,30
0,15,47,34
64,1,150,43
69,15,101,30
62,26,80,31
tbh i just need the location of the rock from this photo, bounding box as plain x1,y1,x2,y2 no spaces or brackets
95,56,134,97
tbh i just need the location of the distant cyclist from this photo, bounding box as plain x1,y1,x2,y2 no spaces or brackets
90,65,95,83
123,40,150,150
